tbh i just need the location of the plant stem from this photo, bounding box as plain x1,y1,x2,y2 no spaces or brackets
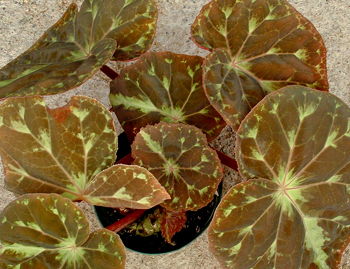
101,65,119,80
106,209,146,232
214,149,238,171
117,153,134,165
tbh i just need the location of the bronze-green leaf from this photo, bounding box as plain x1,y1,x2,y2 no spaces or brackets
0,0,157,97
0,194,126,269
192,0,328,130
0,96,169,209
209,86,350,269
110,51,225,141
132,122,223,211
0,96,117,202
76,0,158,61
85,164,170,209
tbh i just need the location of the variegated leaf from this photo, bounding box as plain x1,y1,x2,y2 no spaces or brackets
0,0,157,97
0,194,125,269
209,86,350,269
192,0,328,130
0,96,168,209
132,122,223,211
77,0,158,61
0,96,116,202
85,165,170,209
110,51,225,141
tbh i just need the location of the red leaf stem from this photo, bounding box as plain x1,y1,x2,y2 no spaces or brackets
213,149,238,171
101,65,119,80
116,153,134,165
106,209,147,232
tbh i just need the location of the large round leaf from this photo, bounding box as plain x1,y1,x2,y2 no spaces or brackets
209,86,350,269
0,96,116,200
0,0,157,97
132,122,223,211
191,0,328,130
0,96,169,209
110,51,225,141
0,194,126,269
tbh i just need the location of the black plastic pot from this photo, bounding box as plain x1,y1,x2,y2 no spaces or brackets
94,132,223,254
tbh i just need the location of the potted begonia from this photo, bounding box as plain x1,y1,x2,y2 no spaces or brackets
0,0,348,268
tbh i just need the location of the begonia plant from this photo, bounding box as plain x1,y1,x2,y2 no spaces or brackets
0,0,348,268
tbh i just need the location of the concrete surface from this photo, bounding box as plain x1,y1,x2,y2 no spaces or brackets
0,0,349,268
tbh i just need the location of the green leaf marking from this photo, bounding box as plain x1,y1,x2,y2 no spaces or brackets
110,51,225,141
192,0,328,130
132,122,223,211
85,165,170,209
0,0,158,97
0,96,169,209
209,86,350,269
0,194,126,269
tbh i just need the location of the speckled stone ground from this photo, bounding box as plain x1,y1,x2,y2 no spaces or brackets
0,0,349,268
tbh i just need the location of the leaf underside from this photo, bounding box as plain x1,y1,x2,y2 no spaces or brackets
110,51,226,141
209,86,350,269
0,0,157,97
0,194,126,269
191,0,329,130
132,122,223,212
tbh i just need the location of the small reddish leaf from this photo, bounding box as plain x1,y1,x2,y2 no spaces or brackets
0,0,157,97
160,209,187,245
192,0,328,130
85,165,170,209
0,194,125,269
132,122,223,211
110,51,225,141
209,86,350,269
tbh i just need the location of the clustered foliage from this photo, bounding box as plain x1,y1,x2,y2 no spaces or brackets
0,0,348,268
